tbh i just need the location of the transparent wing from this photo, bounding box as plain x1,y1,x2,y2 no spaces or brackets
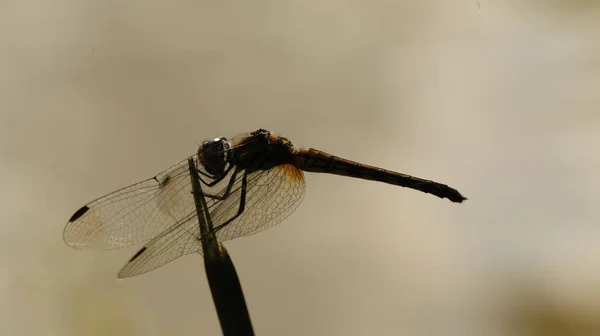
115,164,305,278
64,156,206,250
116,213,201,278
64,155,243,250
214,164,306,241
63,132,263,251
65,148,306,278
63,155,236,250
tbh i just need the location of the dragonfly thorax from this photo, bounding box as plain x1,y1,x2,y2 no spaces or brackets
198,137,231,176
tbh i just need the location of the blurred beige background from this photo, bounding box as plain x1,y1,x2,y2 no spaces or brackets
2,1,600,335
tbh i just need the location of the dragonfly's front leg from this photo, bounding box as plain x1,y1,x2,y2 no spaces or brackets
199,166,240,201
198,164,233,187
211,169,248,233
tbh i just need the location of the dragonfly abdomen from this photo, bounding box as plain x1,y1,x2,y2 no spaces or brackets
293,148,466,203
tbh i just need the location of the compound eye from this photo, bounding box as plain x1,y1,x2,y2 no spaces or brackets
198,138,228,176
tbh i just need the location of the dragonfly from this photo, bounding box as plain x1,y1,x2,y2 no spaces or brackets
64,129,466,278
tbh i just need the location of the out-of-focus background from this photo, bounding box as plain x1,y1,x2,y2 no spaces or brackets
1,1,599,335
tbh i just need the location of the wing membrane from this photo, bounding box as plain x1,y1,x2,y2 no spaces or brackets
65,152,306,277
116,214,201,278
64,157,200,250
215,164,305,241
115,164,305,278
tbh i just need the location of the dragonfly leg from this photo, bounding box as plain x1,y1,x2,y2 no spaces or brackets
198,164,233,187
200,166,240,201
210,170,248,233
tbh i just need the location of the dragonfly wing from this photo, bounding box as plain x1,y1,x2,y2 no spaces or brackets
117,214,202,278
65,153,304,277
115,163,305,278
63,156,212,250
213,163,306,242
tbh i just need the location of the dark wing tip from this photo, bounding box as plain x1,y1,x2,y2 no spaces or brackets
116,247,148,279
128,246,147,262
68,205,90,223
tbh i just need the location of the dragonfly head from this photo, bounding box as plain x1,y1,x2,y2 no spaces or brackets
198,137,230,176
